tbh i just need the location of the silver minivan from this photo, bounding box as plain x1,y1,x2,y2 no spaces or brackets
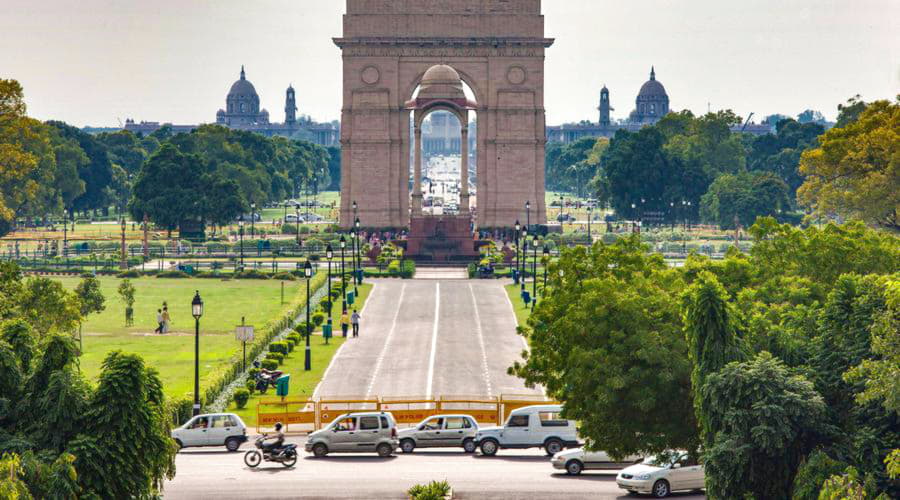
397,414,479,453
305,412,399,458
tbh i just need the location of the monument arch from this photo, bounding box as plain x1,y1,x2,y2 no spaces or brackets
335,0,553,230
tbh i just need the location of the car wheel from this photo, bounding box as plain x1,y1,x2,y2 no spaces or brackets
225,437,241,452
312,443,328,457
565,460,583,475
544,438,563,456
652,479,670,498
462,438,476,453
376,443,393,457
243,450,262,468
480,439,499,456
400,439,416,454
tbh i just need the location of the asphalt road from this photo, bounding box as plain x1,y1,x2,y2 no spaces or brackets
165,438,706,499
313,279,540,399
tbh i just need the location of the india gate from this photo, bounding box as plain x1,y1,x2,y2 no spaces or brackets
335,0,553,242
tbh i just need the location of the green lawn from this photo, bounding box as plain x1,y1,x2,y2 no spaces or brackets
323,282,373,335
505,283,532,327
56,276,306,398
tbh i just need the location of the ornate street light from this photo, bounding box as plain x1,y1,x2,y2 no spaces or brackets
521,226,528,292
354,217,362,293
120,217,127,270
250,202,256,239
238,218,245,268
191,291,203,416
514,220,521,285
531,235,539,310
304,261,313,371
525,200,531,228
542,246,550,292
326,244,334,331
587,205,593,244
340,235,347,313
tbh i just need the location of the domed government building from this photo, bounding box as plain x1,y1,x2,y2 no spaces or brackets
124,66,339,146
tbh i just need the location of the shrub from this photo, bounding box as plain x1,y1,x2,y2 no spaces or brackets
247,367,260,380
265,352,285,364
408,480,451,500
167,397,195,427
272,272,297,281
117,269,141,278
261,359,278,371
234,269,270,280
194,271,228,279
245,378,256,395
387,259,401,273
319,297,332,312
286,333,301,345
269,341,289,355
294,322,311,336
233,389,250,409
330,289,341,301
311,311,326,327
156,270,190,279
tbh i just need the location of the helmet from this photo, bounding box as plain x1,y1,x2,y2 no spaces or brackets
274,422,283,431
253,361,261,368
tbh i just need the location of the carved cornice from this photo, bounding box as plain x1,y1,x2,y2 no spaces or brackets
334,37,553,57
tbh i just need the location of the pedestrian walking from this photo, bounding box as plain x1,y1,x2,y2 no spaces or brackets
154,309,164,334
340,310,350,338
351,309,361,338
162,306,171,333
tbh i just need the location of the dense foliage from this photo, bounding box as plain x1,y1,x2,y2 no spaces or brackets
515,219,899,498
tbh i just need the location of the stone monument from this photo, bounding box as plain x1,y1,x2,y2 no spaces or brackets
334,0,553,230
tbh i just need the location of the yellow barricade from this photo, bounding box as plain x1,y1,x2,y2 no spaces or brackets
256,398,316,433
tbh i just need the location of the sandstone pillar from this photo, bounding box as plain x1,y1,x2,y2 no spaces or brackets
460,125,470,214
412,126,423,216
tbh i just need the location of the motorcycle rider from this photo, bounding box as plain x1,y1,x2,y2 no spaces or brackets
262,422,285,455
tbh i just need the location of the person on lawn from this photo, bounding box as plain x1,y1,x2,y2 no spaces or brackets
340,310,349,338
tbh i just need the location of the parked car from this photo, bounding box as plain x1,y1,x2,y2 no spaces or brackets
616,452,705,498
551,447,643,475
171,413,248,452
305,412,399,457
473,404,579,456
305,213,324,222
397,415,479,453
285,214,303,224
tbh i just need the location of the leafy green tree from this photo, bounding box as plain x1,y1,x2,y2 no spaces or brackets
129,143,209,233
746,118,824,196
700,171,790,229
511,237,698,456
792,450,850,500
0,453,31,500
117,279,136,326
836,95,868,128
0,320,35,372
46,121,113,215
701,352,829,499
16,277,81,337
798,98,899,229
74,275,105,319
67,352,176,498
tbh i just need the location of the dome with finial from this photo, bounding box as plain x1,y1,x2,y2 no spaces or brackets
417,64,465,100
637,66,667,98
228,65,259,100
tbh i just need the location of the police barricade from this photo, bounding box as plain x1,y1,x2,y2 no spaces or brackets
316,398,380,430
436,396,502,425
256,398,316,434
499,393,558,421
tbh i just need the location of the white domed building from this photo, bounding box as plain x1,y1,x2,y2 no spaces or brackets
216,66,270,126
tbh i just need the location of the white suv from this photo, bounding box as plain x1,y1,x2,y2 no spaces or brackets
171,413,248,452
474,404,579,456
305,412,399,458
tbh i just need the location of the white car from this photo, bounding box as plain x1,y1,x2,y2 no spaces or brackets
551,447,643,475
171,413,248,452
616,452,705,498
473,404,580,456
285,214,304,224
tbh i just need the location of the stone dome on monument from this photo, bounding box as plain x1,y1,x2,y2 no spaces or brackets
417,64,466,100
228,66,259,100
637,66,667,98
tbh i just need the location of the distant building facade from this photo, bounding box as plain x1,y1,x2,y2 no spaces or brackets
124,67,339,146
547,67,773,144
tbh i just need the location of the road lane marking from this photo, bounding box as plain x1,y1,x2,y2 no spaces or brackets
425,282,440,399
365,282,406,398
469,283,493,397
312,283,377,399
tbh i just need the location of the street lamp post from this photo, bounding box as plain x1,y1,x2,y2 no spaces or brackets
238,218,244,268
120,217,127,269
340,235,347,313
521,227,528,292
62,212,68,259
631,203,637,233
191,291,203,416
531,235,539,310
304,261,313,371
295,204,301,250
354,217,361,294
250,202,256,239
514,220,521,284
587,205,592,244
542,246,550,292
326,244,334,333
525,200,531,229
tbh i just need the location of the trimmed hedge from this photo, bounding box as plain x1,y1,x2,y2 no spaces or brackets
261,359,278,371
265,352,284,363
233,389,250,409
269,341,289,355
156,270,191,279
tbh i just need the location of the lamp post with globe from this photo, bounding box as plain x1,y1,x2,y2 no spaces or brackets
191,291,203,416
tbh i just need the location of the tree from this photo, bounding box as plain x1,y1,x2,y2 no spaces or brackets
0,453,31,500
836,95,868,128
511,237,698,456
74,275,105,352
129,143,209,232
798,109,827,125
16,277,81,337
46,121,113,215
701,352,829,499
797,98,899,229
700,171,790,230
746,118,825,197
117,279,136,327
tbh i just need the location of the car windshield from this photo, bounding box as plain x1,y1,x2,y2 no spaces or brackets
641,452,680,467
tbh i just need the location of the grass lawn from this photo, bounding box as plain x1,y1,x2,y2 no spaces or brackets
55,276,305,398
227,337,346,428
505,283,532,327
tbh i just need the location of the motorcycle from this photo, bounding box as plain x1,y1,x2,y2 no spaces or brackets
244,435,298,468
252,362,284,394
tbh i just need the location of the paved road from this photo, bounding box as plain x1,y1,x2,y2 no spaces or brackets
165,438,707,499
314,278,538,399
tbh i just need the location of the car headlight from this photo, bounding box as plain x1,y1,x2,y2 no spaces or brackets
637,473,652,480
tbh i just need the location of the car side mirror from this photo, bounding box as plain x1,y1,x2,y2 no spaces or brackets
672,463,682,469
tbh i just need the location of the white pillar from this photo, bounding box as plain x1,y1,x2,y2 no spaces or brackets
412,125,423,216
460,125,470,214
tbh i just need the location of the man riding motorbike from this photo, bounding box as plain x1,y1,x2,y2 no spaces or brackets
261,422,285,455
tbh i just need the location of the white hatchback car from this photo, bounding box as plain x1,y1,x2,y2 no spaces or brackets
397,414,479,453
616,452,705,498
171,413,248,452
551,447,643,475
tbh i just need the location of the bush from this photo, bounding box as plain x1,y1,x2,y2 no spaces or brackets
408,480,451,500
387,259,401,273
167,396,195,427
272,272,297,281
194,271,229,279
261,359,278,371
319,297,332,312
265,352,285,364
311,311,326,327
247,367,260,380
269,341,289,355
234,269,270,280
156,270,190,279
245,378,256,395
117,269,141,278
233,389,250,409
286,333,301,345
330,289,341,301
294,322,311,336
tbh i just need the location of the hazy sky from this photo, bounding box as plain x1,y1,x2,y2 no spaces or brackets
1,0,897,127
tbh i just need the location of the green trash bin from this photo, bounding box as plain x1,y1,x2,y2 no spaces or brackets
347,291,355,305
275,374,290,397
323,323,332,340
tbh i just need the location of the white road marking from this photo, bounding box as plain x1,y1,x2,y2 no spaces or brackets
312,283,378,399
425,282,440,399
365,283,406,398
469,283,493,397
